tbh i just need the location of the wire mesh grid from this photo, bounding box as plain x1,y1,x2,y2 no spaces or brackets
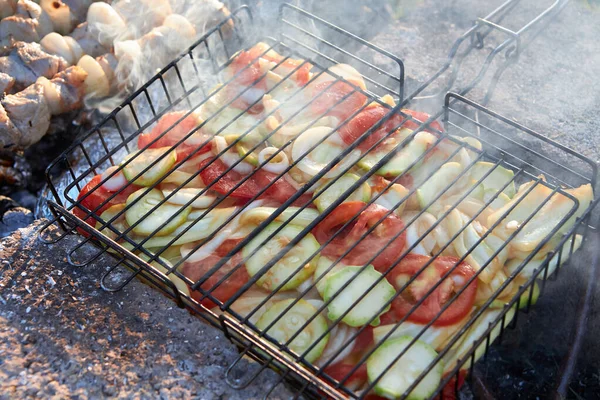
41,2,599,400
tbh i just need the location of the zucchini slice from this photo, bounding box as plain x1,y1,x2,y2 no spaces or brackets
323,266,394,327
238,206,320,228
256,299,329,363
125,188,191,237
243,222,320,291
367,336,443,400
358,131,436,177
139,206,237,248
314,173,371,212
313,257,345,296
122,147,177,186
470,162,516,198
96,203,128,240
236,142,259,166
416,162,463,209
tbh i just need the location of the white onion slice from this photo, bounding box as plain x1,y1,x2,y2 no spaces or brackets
316,324,357,367
181,200,263,263
213,136,254,174
162,188,216,209
292,127,357,179
101,166,128,192
258,147,289,174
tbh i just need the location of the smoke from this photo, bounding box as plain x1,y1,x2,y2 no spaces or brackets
85,0,231,112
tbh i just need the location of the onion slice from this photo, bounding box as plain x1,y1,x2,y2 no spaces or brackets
258,147,289,174
213,136,254,174
181,200,264,263
101,166,128,192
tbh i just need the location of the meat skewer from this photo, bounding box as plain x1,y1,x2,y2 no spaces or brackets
0,65,87,148
0,41,68,93
0,0,54,45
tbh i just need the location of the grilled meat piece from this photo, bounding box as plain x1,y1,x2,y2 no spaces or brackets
37,65,87,114
0,41,68,92
0,72,15,93
70,22,110,58
0,0,18,19
0,0,53,45
0,65,86,148
1,83,51,148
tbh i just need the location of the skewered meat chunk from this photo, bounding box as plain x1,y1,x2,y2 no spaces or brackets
0,83,51,148
0,72,15,93
0,65,86,148
0,0,18,19
36,65,86,114
0,41,68,92
69,22,109,58
0,0,53,45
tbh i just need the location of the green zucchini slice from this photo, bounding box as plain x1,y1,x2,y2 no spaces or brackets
367,336,442,400
256,299,329,363
323,265,394,327
122,147,177,187
243,222,320,291
125,188,191,237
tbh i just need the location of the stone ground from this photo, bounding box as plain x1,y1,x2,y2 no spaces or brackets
1,1,600,399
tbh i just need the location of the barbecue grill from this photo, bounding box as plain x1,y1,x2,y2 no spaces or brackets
39,2,599,399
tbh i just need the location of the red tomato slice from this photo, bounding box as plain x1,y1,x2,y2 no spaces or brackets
338,105,403,150
353,325,374,354
310,80,367,122
313,202,406,270
441,370,467,400
137,111,211,162
401,109,443,133
252,169,313,206
388,255,477,326
198,158,259,199
182,252,248,309
323,363,368,388
73,174,139,227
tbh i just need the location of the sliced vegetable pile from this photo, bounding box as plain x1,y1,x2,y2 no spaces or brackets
73,42,594,399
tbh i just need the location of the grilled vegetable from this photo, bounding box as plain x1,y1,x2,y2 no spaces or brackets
292,127,361,179
256,299,329,363
358,131,436,177
238,206,320,228
470,161,516,198
125,188,191,236
243,222,320,291
323,265,394,327
314,173,371,212
313,257,345,296
367,336,443,400
488,183,593,252
95,203,127,240
122,147,177,186
140,207,237,248
416,162,463,209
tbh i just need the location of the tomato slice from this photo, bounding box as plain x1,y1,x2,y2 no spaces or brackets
182,252,248,309
323,362,368,388
338,105,403,151
387,255,477,326
252,169,313,206
310,80,367,122
313,202,406,270
401,109,443,133
73,174,139,227
137,111,211,162
441,370,467,400
198,158,259,199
